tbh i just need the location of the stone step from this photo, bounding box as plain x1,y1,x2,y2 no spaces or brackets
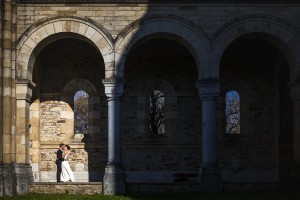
29,182,103,194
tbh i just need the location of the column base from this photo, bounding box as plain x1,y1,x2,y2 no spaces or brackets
0,163,33,197
103,164,126,195
13,163,34,195
0,164,13,196
199,163,222,191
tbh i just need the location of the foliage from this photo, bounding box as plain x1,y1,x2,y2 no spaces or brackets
225,90,240,134
149,90,165,135
74,90,89,134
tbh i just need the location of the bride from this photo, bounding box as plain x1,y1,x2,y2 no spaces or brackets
60,145,75,182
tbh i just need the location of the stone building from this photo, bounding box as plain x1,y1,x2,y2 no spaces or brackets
1,0,300,196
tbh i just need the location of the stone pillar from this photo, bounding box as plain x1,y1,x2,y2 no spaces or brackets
289,80,300,162
102,79,126,195
196,80,222,190
15,80,35,193
1,0,13,196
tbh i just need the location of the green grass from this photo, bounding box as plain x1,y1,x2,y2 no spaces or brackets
0,190,300,200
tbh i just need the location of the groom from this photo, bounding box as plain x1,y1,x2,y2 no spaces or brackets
56,143,65,182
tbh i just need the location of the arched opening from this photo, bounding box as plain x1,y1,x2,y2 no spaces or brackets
219,34,293,182
225,90,240,135
74,90,89,135
29,36,106,182
149,90,165,135
123,36,199,182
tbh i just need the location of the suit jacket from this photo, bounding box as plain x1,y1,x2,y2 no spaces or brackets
57,149,64,161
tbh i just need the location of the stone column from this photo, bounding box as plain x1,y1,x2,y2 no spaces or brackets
289,80,300,162
15,80,35,193
1,0,13,196
196,80,222,190
102,79,126,195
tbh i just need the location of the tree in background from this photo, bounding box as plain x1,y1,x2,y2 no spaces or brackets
74,90,89,134
150,90,165,135
225,90,240,134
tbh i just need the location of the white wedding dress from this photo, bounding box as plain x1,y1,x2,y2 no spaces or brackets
60,154,75,182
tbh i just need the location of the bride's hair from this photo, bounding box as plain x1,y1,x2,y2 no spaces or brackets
66,145,71,150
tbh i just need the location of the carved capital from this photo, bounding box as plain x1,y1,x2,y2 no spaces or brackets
102,79,126,100
195,79,220,99
16,79,36,102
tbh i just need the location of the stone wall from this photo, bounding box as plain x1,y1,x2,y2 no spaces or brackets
16,3,300,41
29,97,108,182
16,2,297,185
40,100,72,142
29,182,102,194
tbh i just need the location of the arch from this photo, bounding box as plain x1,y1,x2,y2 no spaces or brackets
63,79,98,95
16,16,114,81
62,79,100,144
212,14,300,80
115,15,210,80
221,80,253,97
140,79,176,99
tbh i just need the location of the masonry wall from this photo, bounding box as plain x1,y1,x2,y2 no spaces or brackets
29,97,108,182
16,3,300,40
16,2,298,183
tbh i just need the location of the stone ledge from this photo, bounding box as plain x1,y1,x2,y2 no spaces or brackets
29,182,102,194
16,0,300,3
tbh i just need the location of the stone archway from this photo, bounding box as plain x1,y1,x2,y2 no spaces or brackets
118,17,201,183
115,15,210,80
62,79,99,142
214,15,300,183
16,16,113,182
16,16,114,82
211,14,300,80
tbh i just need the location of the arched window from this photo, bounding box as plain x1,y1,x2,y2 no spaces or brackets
149,90,165,135
74,90,89,134
225,90,240,134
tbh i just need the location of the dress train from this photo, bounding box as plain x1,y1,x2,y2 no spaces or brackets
60,156,75,182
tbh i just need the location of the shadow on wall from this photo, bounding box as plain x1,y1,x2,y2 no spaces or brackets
25,0,204,183
117,2,202,183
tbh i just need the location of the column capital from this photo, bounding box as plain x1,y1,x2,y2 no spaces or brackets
16,79,36,102
102,79,126,99
195,79,220,98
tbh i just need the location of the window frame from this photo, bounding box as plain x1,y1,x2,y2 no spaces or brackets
62,79,99,142
225,90,240,135
74,90,90,135
219,82,251,139
149,89,166,135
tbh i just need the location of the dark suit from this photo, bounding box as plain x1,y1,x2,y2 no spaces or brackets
56,149,64,182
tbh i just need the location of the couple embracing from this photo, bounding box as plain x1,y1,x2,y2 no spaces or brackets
56,143,75,182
